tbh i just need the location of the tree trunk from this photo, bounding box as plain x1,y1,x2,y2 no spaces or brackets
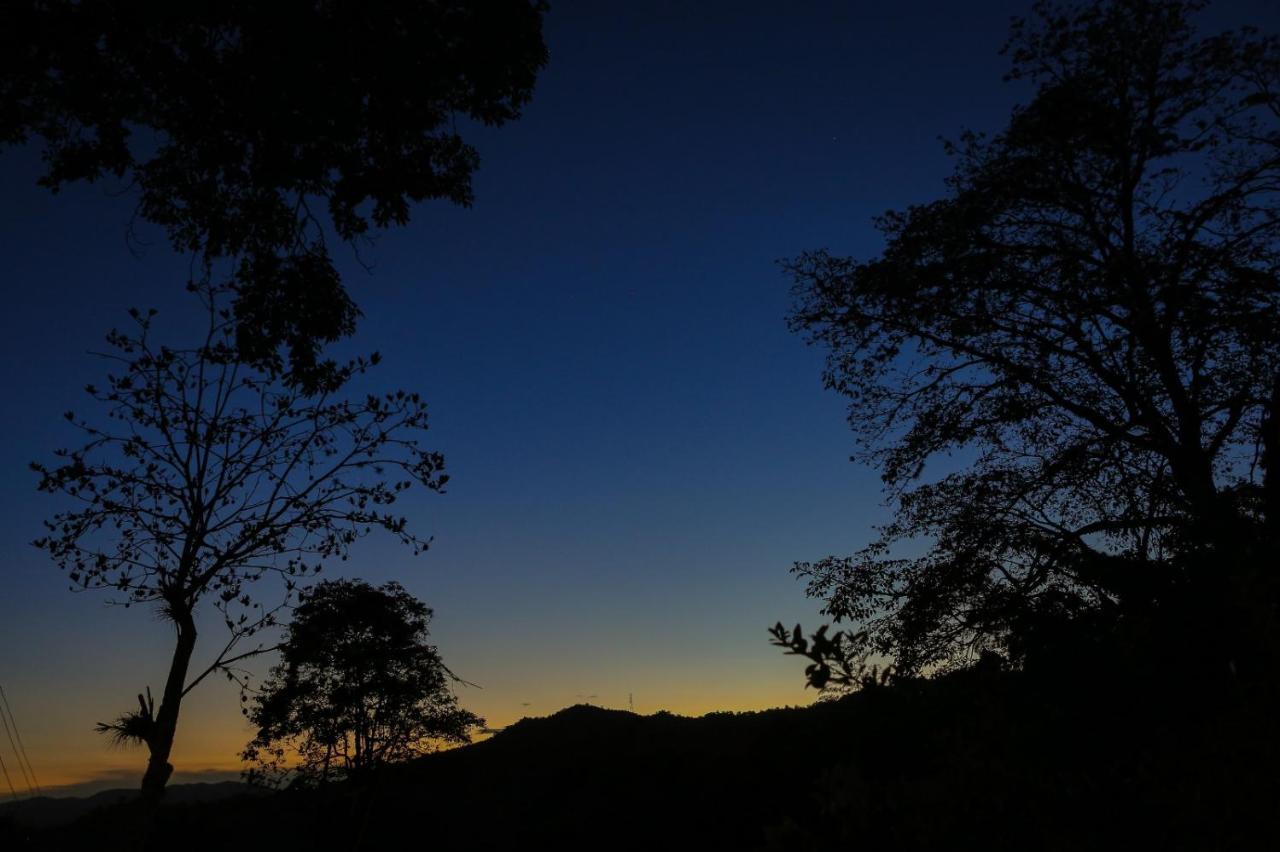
140,609,197,804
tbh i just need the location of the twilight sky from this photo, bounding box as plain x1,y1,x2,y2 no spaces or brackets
2,0,1277,795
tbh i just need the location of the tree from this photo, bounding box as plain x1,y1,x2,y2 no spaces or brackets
783,0,1280,680
1,1,548,387
31,282,448,801
242,579,482,788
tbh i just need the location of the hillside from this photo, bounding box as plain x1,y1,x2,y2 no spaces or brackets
4,659,1276,850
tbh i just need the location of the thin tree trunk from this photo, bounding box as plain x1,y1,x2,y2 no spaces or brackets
140,610,197,804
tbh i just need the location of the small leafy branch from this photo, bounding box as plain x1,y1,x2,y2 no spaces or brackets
769,623,893,693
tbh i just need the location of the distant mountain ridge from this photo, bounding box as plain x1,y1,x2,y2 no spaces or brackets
0,781,266,828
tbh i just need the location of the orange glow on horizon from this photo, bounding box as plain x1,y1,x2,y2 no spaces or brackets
28,687,814,796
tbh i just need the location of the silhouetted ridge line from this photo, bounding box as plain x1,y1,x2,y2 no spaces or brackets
0,781,266,828
2,669,1277,850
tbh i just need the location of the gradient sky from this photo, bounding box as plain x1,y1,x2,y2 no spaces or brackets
3,0,1277,795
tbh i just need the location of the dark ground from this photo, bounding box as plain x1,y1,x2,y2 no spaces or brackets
3,640,1276,851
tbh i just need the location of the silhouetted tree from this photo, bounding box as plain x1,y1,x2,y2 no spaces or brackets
242,579,481,788
31,283,447,802
784,0,1280,679
1,1,548,388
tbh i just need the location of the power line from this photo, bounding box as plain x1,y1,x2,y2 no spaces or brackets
0,684,40,796
0,744,17,802
0,683,38,797
0,695,31,797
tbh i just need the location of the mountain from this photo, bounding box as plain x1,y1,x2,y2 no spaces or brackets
5,660,1277,851
0,781,267,828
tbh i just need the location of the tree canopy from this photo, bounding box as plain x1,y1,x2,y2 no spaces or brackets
1,0,549,386
785,0,1280,677
242,579,482,787
32,283,448,798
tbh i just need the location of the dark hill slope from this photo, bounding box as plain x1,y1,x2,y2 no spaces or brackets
382,702,859,847
10,662,1278,851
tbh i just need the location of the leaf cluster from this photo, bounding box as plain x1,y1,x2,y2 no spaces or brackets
768,622,893,693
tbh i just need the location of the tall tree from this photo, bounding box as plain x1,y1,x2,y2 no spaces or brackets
784,0,1280,678
32,283,448,801
1,1,548,387
242,579,482,788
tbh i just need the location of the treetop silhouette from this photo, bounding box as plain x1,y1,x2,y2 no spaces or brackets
1,1,549,387
784,0,1280,678
242,579,482,788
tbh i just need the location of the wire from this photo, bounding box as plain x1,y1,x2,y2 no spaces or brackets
0,683,38,797
0,746,17,801
0,684,40,796
0,683,41,796
0,700,30,797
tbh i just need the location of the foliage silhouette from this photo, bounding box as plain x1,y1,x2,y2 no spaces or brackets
242,579,482,788
767,622,893,694
784,0,1280,679
31,283,447,801
1,0,549,388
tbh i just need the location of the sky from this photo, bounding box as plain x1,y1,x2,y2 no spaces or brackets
2,0,1277,796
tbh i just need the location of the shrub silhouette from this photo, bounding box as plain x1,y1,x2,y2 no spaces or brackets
243,579,482,788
